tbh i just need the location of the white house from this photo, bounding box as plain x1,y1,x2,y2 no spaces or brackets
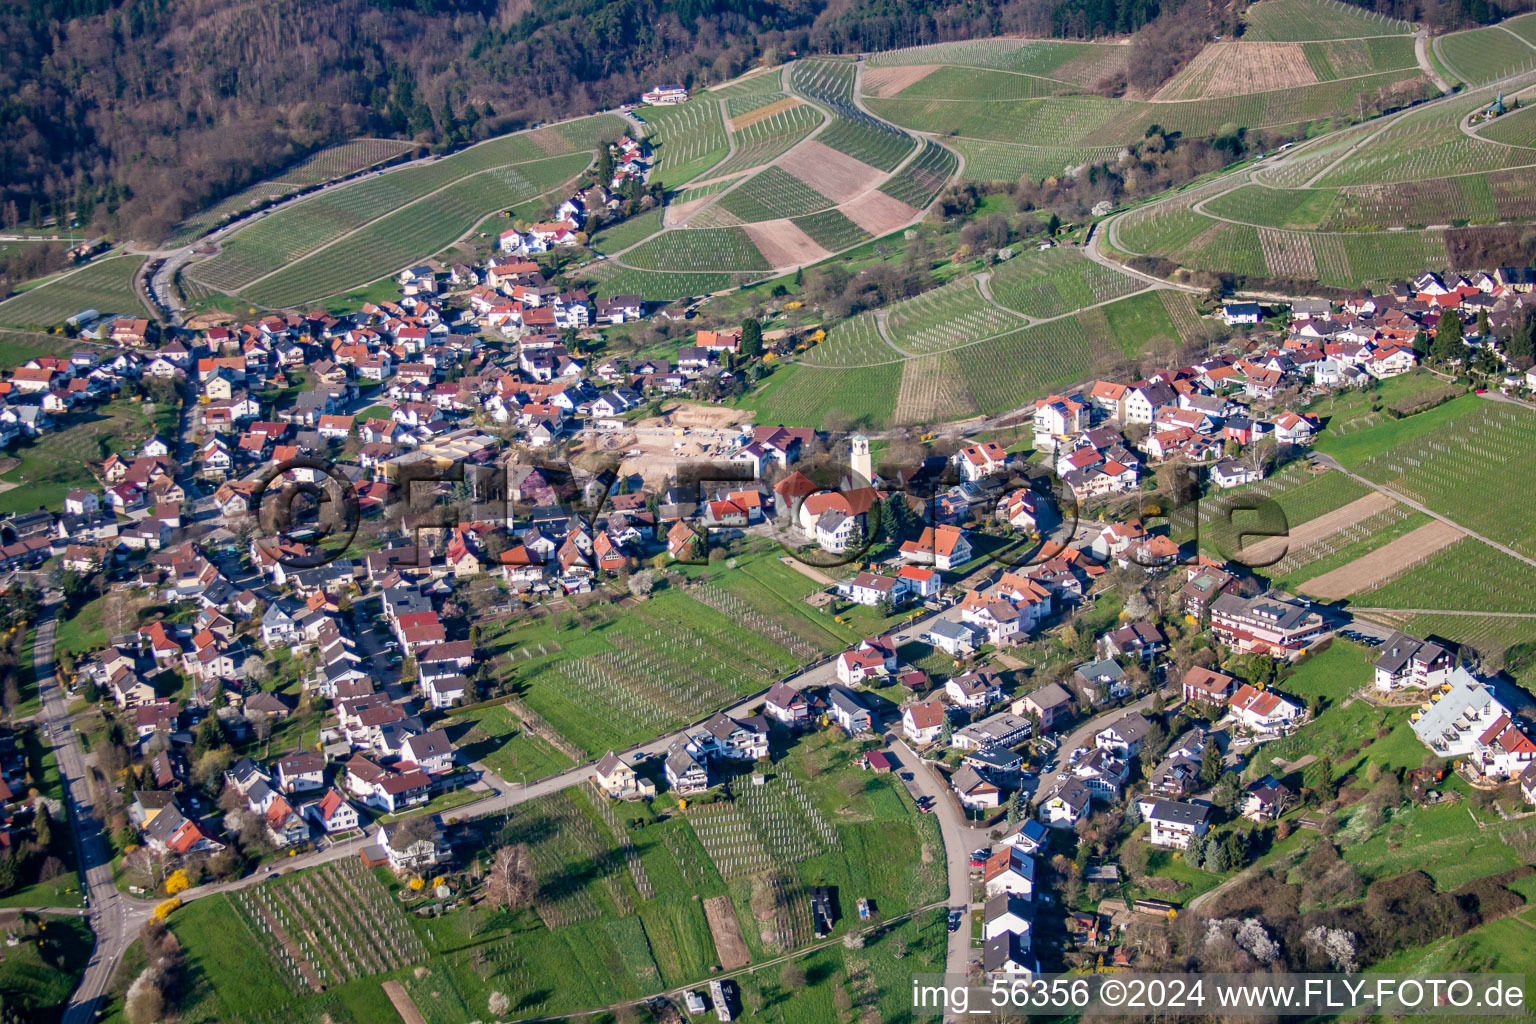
1373,632,1455,692
1228,684,1303,734
1141,799,1211,849
902,699,948,745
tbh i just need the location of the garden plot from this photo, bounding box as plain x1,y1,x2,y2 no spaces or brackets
884,278,1020,355
229,859,427,993
686,773,839,881
1153,42,1318,101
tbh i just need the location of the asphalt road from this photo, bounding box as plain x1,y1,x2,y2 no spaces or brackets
34,609,145,1024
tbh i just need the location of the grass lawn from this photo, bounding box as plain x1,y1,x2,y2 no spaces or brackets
1313,392,1481,466
1125,838,1225,907
54,593,109,658
0,400,167,515
443,703,576,783
0,913,93,1024
1281,638,1374,705
355,404,392,421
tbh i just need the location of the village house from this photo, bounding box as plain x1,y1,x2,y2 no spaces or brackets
594,751,657,800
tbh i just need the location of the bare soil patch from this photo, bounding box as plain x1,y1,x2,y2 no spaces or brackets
663,402,754,428
1301,520,1465,600
841,189,920,236
744,219,832,268
663,196,720,227
704,895,751,970
778,142,887,203
729,96,804,131
381,980,427,1024
862,65,942,98
1154,42,1317,101
1241,491,1396,566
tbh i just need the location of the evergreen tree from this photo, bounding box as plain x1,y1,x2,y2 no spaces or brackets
1431,310,1464,364
740,318,763,359
1200,737,1224,786
1508,315,1534,364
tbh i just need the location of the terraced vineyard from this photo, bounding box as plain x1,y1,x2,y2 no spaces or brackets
952,140,1122,183
642,98,729,186
894,351,981,425
884,278,1021,354
741,361,900,427
1437,25,1536,86
951,317,1093,415
621,227,770,273
790,58,914,170
865,38,1132,87
802,314,895,367
707,71,788,101
1313,86,1534,187
714,166,837,222
162,138,420,246
1348,401,1536,557
710,101,823,179
591,208,665,254
188,116,621,294
1242,0,1411,40
985,248,1144,319
790,210,871,251
579,265,748,300
1479,105,1536,147
878,139,958,209
0,255,147,328
1355,538,1536,613
239,152,593,307
871,70,1430,149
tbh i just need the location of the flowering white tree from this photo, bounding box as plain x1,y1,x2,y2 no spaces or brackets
1304,926,1358,972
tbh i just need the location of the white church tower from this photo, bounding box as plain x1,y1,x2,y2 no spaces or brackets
849,434,872,488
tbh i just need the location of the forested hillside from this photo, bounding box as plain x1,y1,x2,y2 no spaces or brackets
2,0,1528,245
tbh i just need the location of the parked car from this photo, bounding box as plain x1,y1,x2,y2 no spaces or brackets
948,910,963,931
